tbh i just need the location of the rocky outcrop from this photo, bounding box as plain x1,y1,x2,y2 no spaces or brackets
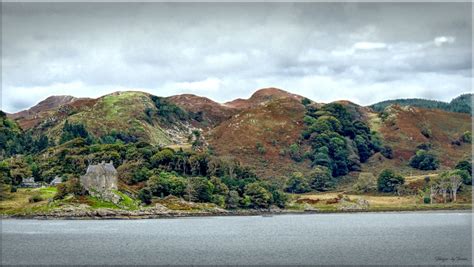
338,198,370,211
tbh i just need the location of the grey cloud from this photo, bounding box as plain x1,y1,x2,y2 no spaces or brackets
1,2,472,112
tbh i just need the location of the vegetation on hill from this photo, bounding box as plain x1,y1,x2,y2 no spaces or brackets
1,89,472,215
369,93,472,115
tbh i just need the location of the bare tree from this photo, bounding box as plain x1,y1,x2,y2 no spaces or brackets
436,176,450,203
429,183,438,204
447,171,463,202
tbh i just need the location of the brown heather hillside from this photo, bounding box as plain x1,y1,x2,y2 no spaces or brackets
166,94,237,127
9,95,82,130
209,96,308,179
224,87,303,109
363,105,471,176
6,88,471,181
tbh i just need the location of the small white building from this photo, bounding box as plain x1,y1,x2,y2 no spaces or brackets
50,176,63,186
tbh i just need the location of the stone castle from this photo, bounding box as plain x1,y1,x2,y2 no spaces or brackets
80,161,118,194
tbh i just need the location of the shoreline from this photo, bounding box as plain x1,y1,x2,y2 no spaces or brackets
2,206,472,220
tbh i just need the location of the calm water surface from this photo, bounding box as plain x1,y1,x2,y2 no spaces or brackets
1,212,472,265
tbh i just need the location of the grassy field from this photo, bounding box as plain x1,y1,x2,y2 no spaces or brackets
0,187,58,215
287,186,472,212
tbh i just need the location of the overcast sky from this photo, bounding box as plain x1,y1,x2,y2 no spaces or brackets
1,2,472,113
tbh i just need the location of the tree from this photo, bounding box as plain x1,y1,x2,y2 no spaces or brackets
188,177,214,202
353,172,377,193
285,172,311,193
244,182,272,209
309,166,333,191
461,131,472,144
138,187,152,205
355,135,371,162
377,169,404,193
409,150,439,170
455,160,472,184
301,98,311,106
270,190,288,208
147,172,187,198
226,190,241,209
434,175,450,203
151,149,175,168
441,170,464,202
288,143,302,162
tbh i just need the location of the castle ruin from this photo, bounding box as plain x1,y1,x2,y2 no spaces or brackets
80,161,118,194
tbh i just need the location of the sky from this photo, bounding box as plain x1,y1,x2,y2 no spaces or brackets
1,2,472,113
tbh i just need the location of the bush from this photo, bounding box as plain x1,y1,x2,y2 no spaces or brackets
138,187,152,205
380,145,393,159
271,190,287,208
421,127,432,138
147,172,187,198
10,186,17,193
226,190,241,209
301,98,311,106
353,172,377,193
423,196,431,204
309,166,333,191
54,183,68,200
188,177,214,203
256,142,266,154
455,160,472,184
409,150,439,170
29,194,43,203
377,169,405,193
461,131,472,143
244,182,272,209
288,143,302,162
285,172,311,193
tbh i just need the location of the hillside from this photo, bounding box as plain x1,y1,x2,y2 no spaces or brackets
209,96,307,180
8,91,203,146
364,105,471,176
166,94,237,127
1,88,472,216
369,93,472,115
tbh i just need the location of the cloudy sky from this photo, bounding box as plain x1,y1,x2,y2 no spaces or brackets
1,2,472,113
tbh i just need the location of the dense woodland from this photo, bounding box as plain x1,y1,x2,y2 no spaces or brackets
370,93,472,115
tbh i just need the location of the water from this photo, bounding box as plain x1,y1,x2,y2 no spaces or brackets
1,212,472,265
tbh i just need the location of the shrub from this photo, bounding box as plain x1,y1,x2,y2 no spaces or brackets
29,194,43,203
285,172,311,193
54,183,68,200
455,160,472,184
147,172,187,198
138,187,152,205
226,190,241,209
423,196,431,204
421,127,432,138
256,142,266,154
10,186,17,193
377,169,405,193
301,98,311,106
288,143,302,162
309,166,333,191
461,131,472,144
409,150,439,170
353,172,377,193
271,190,288,208
188,177,214,203
244,182,272,209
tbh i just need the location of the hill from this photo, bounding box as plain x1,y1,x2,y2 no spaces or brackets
369,93,472,115
1,88,472,214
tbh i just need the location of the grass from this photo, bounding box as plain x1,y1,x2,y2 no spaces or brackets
0,187,58,215
288,187,472,212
